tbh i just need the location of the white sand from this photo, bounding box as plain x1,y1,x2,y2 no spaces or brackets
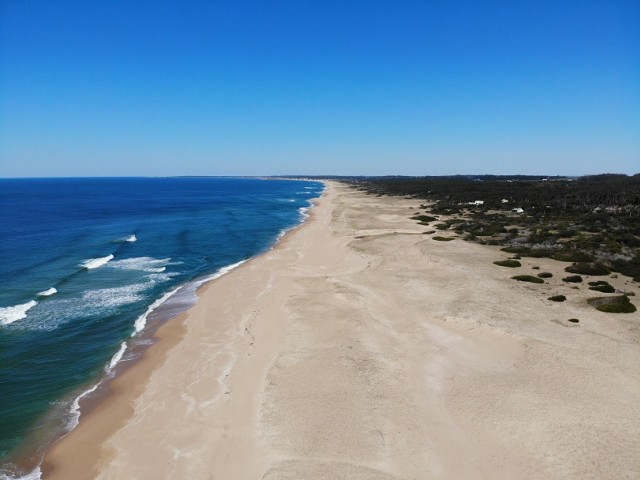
44,181,640,479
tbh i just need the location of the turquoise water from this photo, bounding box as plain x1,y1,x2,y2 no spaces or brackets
0,177,323,478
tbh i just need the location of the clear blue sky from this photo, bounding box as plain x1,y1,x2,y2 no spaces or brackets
1,0,638,177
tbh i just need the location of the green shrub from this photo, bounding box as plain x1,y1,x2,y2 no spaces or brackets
548,295,566,302
553,250,595,262
588,281,615,293
501,246,531,254
432,236,454,241
610,258,640,279
434,223,449,230
512,275,544,284
411,215,437,223
565,262,611,276
563,275,583,283
589,285,615,293
587,295,637,313
537,272,553,278
493,260,521,268
526,248,556,258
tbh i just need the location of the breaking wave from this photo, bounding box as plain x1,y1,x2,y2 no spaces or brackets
80,255,114,269
37,288,57,297
0,301,38,326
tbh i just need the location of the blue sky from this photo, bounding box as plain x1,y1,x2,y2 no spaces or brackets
1,0,638,177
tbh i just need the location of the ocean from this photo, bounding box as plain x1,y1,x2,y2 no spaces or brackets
0,177,323,478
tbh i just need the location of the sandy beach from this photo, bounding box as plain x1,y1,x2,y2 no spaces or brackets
43,181,640,479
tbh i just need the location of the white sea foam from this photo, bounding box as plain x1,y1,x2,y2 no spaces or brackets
68,384,98,430
8,290,138,332
132,287,181,334
125,234,137,242
197,259,247,286
7,283,157,332
80,254,114,269
298,205,310,220
82,284,148,309
0,300,38,326
132,260,247,334
147,271,178,283
106,341,127,373
268,198,316,250
37,287,57,297
0,466,42,480
276,230,287,242
138,260,247,332
109,256,172,273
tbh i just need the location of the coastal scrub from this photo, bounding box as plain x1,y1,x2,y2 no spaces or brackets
588,281,616,293
548,295,566,302
587,295,637,313
563,275,583,283
493,260,521,268
512,275,544,284
432,236,455,241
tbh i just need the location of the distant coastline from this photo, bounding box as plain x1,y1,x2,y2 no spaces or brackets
0,178,324,479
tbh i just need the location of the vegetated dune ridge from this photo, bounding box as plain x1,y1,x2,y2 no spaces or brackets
44,181,639,479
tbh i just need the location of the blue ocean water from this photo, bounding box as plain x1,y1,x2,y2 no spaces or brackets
0,177,323,477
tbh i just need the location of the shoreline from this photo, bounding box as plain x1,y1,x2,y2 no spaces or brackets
0,184,323,480
40,311,188,479
42,181,639,479
39,184,328,480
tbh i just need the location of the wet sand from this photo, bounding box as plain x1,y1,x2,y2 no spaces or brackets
44,181,640,479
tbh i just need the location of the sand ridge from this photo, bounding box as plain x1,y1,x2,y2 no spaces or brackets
44,181,640,479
